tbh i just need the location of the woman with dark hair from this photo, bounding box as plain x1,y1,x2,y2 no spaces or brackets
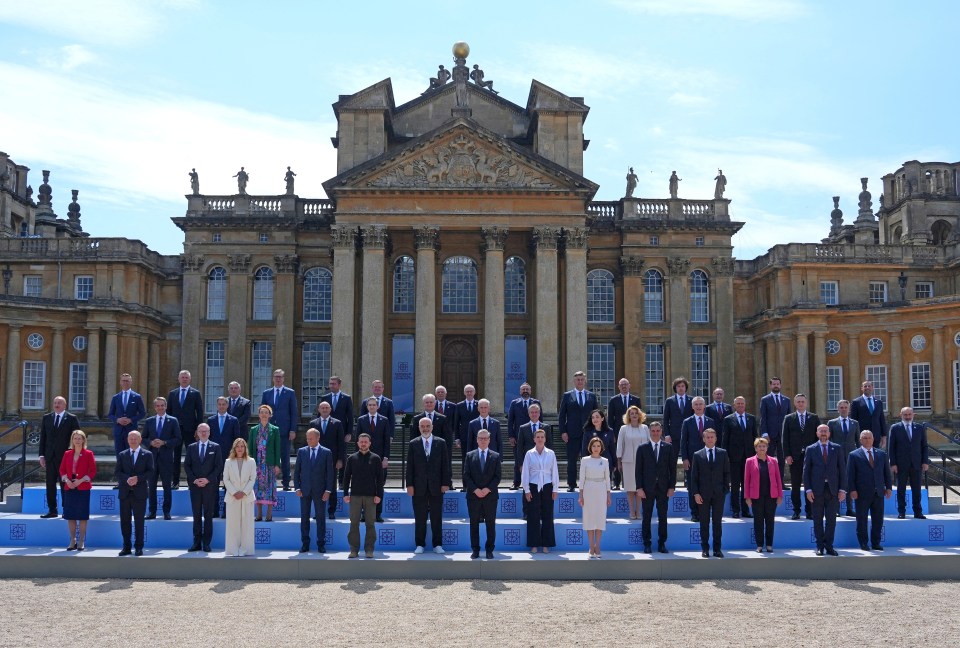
581,409,615,467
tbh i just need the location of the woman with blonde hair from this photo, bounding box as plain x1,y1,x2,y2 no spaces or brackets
249,404,281,522
223,437,257,556
59,430,96,551
616,405,650,519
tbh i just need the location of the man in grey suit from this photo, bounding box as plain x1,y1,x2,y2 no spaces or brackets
463,430,501,559
294,428,335,553
828,399,860,516
803,424,846,556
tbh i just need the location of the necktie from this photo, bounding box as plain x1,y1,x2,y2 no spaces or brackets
775,394,781,410
843,419,848,435
524,399,529,410
370,416,376,432
132,449,138,463
680,395,685,410
739,415,745,431
822,444,828,463
158,416,164,431
709,449,714,463
868,449,874,468
180,388,186,406
867,397,874,413
622,395,627,408
311,447,317,463
201,443,206,460
698,417,704,435
123,391,129,408
219,415,225,430
55,414,61,428
230,398,236,410
378,396,383,409
424,439,431,457
578,392,583,408
654,442,659,462
438,401,444,414
484,417,489,430
333,393,338,409
480,450,486,471
532,423,538,433
717,403,723,417
907,424,912,441
800,413,805,428
274,388,280,404
322,419,327,434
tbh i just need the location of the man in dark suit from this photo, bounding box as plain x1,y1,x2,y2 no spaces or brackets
226,381,252,432
707,387,733,427
803,424,846,556
371,379,396,439
689,428,730,558
412,393,454,487
467,399,504,455
321,375,354,442
463,430,501,559
782,393,821,519
184,423,222,552
557,371,598,491
454,384,479,461
635,422,676,554
108,373,146,460
406,417,452,554
115,430,155,556
261,368,299,490
38,395,81,518
662,376,694,459
142,396,181,520
507,382,539,489
720,396,758,518
309,401,344,519
294,428,335,553
828,399,861,516
680,396,710,521
847,430,892,551
357,397,391,522
758,376,791,483
208,396,241,465
168,370,204,488
849,380,888,449
433,384,454,422
608,377,641,490
888,406,930,519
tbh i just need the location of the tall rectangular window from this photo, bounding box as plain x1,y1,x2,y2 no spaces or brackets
909,363,932,410
301,341,331,415
22,361,46,409
205,341,225,413
826,366,843,411
587,343,615,406
690,343,711,398
74,276,93,301
868,281,887,304
819,281,839,305
864,365,888,408
23,275,42,297
644,344,665,415
915,281,934,299
69,363,87,412
954,361,960,410
251,341,273,398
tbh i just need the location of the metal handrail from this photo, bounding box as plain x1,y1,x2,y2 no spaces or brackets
923,423,960,503
925,422,960,446
0,420,33,503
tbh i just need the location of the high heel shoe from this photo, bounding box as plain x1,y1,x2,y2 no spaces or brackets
255,516,263,522
66,544,77,551
77,541,85,552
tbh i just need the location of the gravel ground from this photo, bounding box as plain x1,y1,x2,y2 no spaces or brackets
2,578,955,647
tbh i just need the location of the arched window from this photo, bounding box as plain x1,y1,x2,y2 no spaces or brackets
206,266,227,320
504,256,527,314
587,269,615,323
441,256,478,313
252,266,274,320
393,256,415,313
690,269,709,323
932,219,952,245
643,269,663,323
303,267,332,322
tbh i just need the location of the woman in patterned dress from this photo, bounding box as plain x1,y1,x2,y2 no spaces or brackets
249,404,281,522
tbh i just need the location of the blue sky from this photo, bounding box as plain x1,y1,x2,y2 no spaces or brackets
1,0,957,258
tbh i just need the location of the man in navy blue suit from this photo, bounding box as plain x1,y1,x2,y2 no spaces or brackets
847,430,892,551
356,397,391,522
758,376,791,483
261,368,299,490
707,387,733,427
690,428,730,558
308,401,345,519
662,376,693,461
635,422,676,554
116,430,155,556
433,385,454,424
888,406,929,519
184,423,222,552
680,396,710,521
850,380,888,449
142,396,181,520
108,373,146,460
557,371,598,491
168,370,204,488
294,428,335,553
226,381,252,432
507,382,539,489
803,424,846,556
208,396,241,464
467,399,503,455
322,375,354,497
454,384,479,461
463,430,501,559
370,379,395,439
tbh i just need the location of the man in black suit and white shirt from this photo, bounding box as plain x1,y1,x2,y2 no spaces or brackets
433,385,454,421
888,407,929,519
846,430,892,551
635,422,676,554
38,396,81,518
142,396,182,520
184,423,222,552
608,378,641,490
557,371,598,491
463,430,501,559
226,381,252,432
168,370,204,488
850,381,888,449
116,431,155,556
467,399,503,455
758,377,791,483
690,428,730,558
782,393,821,520
412,393,453,479
406,417,451,554
309,401,345,520
662,377,694,460
720,396,758,518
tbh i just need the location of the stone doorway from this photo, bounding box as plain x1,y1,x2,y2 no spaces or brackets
441,336,478,399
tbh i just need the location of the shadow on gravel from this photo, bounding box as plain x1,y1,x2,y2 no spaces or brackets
211,580,249,594
591,581,629,595
470,580,511,595
834,581,890,595
92,580,133,593
340,580,384,594
712,580,762,595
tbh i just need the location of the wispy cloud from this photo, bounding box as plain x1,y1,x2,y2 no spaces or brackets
609,0,807,21
668,92,709,107
38,44,98,72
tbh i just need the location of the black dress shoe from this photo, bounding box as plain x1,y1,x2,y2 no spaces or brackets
40,512,58,519
316,545,326,554
567,487,576,493
658,543,668,554
188,544,201,552
376,517,385,523
872,545,884,551
860,544,870,551
914,513,927,520
118,548,132,556
486,550,494,559
471,550,480,559
328,513,335,520
202,544,211,553
701,550,710,558
897,513,906,519
66,545,76,551
826,548,839,556
145,514,157,520
791,513,800,520
299,544,309,553
732,513,741,519
112,485,120,490
743,512,753,518
806,514,813,520
135,549,143,556
643,545,652,554
713,550,724,558
282,486,291,492
816,548,825,556
164,514,172,520
172,485,180,490
845,512,856,517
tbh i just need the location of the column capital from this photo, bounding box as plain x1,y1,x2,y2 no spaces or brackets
273,254,299,273
532,226,561,251
481,226,508,252
8,323,23,332
929,324,946,332
666,256,690,276
711,256,735,276
812,329,828,340
414,225,440,251
619,255,645,276
227,254,252,272
888,328,903,337
564,226,588,250
331,225,358,249
361,225,389,249
181,254,205,273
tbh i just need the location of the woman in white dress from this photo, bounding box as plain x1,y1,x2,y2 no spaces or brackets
616,405,650,520
223,437,257,557
579,437,611,558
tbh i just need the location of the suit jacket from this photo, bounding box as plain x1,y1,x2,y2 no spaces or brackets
720,412,758,462
827,417,860,459
454,400,480,448
743,455,784,499
689,446,731,500
507,397,541,440
115,448,155,500
607,393,642,432
846,446,892,498
803,441,845,497
759,392,791,442
227,396,252,431
406,435,452,495
58,449,97,490
467,416,503,455
557,390,598,439
580,426,616,465
356,413,391,459
783,411,822,460
108,391,146,438
223,457,257,503
308,416,345,464
849,395,887,440
662,394,694,443
142,414,182,468
434,398,454,421
887,421,930,470
367,395,395,438
168,386,204,441
517,422,553,459
207,413,241,459
261,386,299,435
321,391,354,440
680,414,713,462
39,410,81,461
463,448,501,497
184,441,223,488
634,440,676,496
293,444,335,497
411,412,452,451
706,402,733,427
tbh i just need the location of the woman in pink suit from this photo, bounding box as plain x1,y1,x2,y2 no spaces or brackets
744,437,783,553
58,430,97,551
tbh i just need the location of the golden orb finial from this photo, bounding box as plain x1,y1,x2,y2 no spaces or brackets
452,42,470,59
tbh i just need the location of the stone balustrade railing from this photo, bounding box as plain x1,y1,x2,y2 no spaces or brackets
185,194,334,219
0,237,179,272
737,242,949,274
587,197,731,221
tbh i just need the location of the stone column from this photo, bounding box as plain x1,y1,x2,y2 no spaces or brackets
813,330,827,413
4,325,21,413
795,330,810,402
180,254,205,372
533,226,560,414
764,335,777,387
102,328,119,413
137,334,149,397
414,226,439,400
273,254,299,387
331,227,357,395
712,257,736,394
889,329,903,410
50,326,65,400
482,226,507,413
846,332,860,399
667,257,690,379
226,254,252,387
931,326,946,415
149,338,161,403
564,227,588,381
360,226,388,397
85,327,100,417
620,255,645,384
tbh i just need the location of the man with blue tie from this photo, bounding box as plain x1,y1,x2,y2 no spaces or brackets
321,375,354,499
108,373,146,461
758,377,791,483
168,370,204,489
261,369,299,491
226,381,252,431
467,399,503,455
847,430,892,551
828,399,861,516
888,406,930,519
803,424,846,556
557,371,598,492
116,430,155,556
507,383,540,490
184,423,222,552
357,397,391,522
463,430,501,559
308,401,345,519
294,428,335,553
208,396,241,463
850,380,888,450
142,396,181,520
